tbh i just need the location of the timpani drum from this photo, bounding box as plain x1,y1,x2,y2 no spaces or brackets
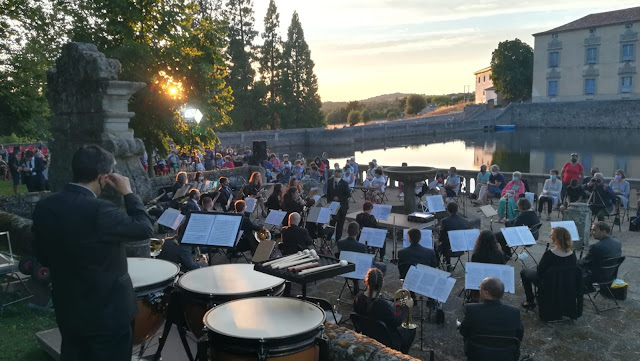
128,257,180,345
204,297,326,361
178,264,285,338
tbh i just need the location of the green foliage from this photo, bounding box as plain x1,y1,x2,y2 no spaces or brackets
325,107,348,124
0,133,35,144
258,0,282,130
361,109,371,123
387,111,399,120
491,39,534,101
347,110,361,126
280,11,324,129
404,94,426,116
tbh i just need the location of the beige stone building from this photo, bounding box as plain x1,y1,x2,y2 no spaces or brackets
474,67,497,104
532,7,640,102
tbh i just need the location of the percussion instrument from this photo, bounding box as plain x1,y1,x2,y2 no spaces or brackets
203,297,326,361
178,264,285,338
128,257,180,344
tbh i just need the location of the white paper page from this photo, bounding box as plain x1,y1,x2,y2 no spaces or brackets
479,205,498,217
307,207,321,223
428,180,438,189
516,227,536,245
244,197,257,213
449,229,479,252
403,264,453,301
432,276,457,303
157,208,184,230
426,195,446,212
371,204,392,221
402,229,433,249
307,207,331,224
181,213,215,245
524,192,535,209
207,214,243,247
550,221,580,241
358,227,388,248
501,227,527,247
340,251,374,280
328,201,341,215
465,262,515,294
464,229,481,250
265,210,287,226
313,195,321,204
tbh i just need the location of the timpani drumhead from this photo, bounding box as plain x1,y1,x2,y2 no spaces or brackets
204,297,325,340
178,264,284,296
127,257,180,293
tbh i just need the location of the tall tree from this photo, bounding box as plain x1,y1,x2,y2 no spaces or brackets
405,94,426,116
491,39,534,101
280,11,323,129
258,0,283,130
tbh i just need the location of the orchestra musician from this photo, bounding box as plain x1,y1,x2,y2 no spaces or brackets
282,186,306,226
183,189,201,213
327,168,350,241
32,145,154,361
266,183,284,211
172,171,188,195
235,200,263,255
241,172,266,215
356,201,382,260
280,212,314,255
216,176,234,212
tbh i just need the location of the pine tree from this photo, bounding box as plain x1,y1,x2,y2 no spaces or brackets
258,0,283,130
281,11,323,129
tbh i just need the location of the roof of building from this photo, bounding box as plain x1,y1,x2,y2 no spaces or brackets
474,66,491,75
534,6,640,36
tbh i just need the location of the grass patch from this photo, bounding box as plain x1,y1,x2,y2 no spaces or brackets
0,180,28,197
0,292,57,361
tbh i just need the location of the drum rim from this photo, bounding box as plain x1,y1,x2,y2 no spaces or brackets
203,297,326,340
178,264,285,296
127,257,180,290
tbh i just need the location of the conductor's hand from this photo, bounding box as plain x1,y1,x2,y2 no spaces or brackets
406,298,414,308
105,173,133,195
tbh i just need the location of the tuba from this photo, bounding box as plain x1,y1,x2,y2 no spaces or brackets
254,228,272,243
394,288,417,329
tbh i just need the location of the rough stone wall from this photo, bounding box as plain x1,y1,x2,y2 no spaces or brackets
495,99,640,128
0,192,51,220
324,322,419,361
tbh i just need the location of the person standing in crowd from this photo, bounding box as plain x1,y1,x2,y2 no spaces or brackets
32,145,154,361
327,168,350,242
8,146,20,194
560,153,584,201
19,149,45,192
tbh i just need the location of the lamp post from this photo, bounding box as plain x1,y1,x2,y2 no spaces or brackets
184,108,203,153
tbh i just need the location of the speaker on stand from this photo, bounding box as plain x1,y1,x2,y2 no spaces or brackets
251,141,267,166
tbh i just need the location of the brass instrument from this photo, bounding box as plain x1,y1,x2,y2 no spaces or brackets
146,191,166,211
394,288,417,329
150,238,164,257
254,228,272,243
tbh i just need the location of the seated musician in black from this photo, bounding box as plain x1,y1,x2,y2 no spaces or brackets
338,222,387,293
234,200,263,255
216,176,234,211
265,183,283,211
398,227,437,272
158,225,208,271
494,198,540,258
356,201,384,261
171,171,188,195
438,202,470,271
353,268,416,354
280,212,313,255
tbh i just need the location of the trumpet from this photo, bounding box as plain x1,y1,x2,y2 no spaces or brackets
394,288,417,330
254,228,272,242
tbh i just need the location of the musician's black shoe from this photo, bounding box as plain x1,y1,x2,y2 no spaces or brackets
521,301,536,310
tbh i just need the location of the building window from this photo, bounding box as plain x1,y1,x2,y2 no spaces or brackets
552,33,558,38
585,79,596,95
483,76,486,82
548,52,559,68
622,44,635,62
489,74,492,80
478,77,480,84
548,80,558,96
621,76,633,93
626,23,633,29
586,47,598,64
589,28,596,33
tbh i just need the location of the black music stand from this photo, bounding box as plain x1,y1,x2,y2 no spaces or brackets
153,288,194,361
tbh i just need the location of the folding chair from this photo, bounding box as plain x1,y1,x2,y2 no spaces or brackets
584,256,625,314
0,231,33,308
452,178,467,217
467,334,521,361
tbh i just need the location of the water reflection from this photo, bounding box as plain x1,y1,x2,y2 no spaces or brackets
270,128,640,177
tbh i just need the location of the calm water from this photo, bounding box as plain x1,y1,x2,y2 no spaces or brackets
272,128,640,178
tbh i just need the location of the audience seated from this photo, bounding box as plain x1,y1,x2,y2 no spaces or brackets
495,198,540,257
440,167,461,203
353,268,416,354
471,165,490,201
579,222,622,285
344,165,356,189
609,169,630,217
438,202,471,271
537,169,562,221
280,212,313,255
585,173,617,221
582,167,599,186
459,277,524,361
366,168,386,203
398,228,438,278
477,164,505,205
363,161,376,188
560,178,585,216
497,171,525,222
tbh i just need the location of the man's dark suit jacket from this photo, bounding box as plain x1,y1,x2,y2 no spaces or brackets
337,236,367,254
459,299,524,360
355,212,378,229
32,184,154,333
398,244,437,269
327,178,350,210
183,198,201,214
579,236,622,281
439,213,471,248
158,238,202,271
20,157,46,191
281,224,313,253
237,212,263,252
216,185,233,211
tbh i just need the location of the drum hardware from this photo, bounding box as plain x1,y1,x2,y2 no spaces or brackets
153,288,195,361
394,288,417,330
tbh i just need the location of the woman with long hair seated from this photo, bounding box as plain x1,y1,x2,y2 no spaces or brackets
353,268,416,354
520,227,576,310
472,230,508,265
265,183,284,211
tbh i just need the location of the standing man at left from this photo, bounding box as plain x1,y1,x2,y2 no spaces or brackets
32,145,154,361
327,168,350,242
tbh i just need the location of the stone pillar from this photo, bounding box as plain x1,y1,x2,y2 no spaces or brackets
563,202,592,251
46,42,151,203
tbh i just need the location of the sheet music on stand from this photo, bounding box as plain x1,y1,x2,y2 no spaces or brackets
501,226,536,246
340,251,374,280
313,195,321,205
265,210,287,226
465,262,515,293
402,264,456,303
428,180,439,189
370,204,392,221
448,229,481,252
244,197,257,213
358,227,388,248
479,205,498,217
172,184,192,200
328,201,341,215
180,212,243,247
402,229,433,249
157,208,184,230
307,207,332,224
550,221,580,241
425,195,446,212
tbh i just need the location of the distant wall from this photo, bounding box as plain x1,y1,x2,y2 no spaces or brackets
496,99,640,128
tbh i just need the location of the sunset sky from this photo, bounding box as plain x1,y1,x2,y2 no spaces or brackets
252,1,637,102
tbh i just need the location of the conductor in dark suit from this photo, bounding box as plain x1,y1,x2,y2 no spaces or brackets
439,202,470,270
327,168,350,242
459,277,524,361
579,221,622,283
280,212,314,255
182,189,201,214
216,176,233,211
398,228,437,276
32,145,154,361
